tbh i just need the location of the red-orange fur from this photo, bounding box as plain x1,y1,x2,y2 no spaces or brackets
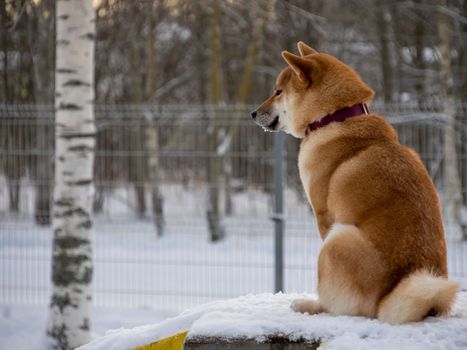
253,41,459,324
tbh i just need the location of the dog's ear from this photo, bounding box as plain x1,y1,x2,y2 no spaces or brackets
297,41,318,56
282,51,313,83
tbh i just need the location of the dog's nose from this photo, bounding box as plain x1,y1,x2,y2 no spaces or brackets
250,111,257,119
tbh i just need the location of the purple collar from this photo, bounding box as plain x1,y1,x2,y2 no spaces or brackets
305,103,369,136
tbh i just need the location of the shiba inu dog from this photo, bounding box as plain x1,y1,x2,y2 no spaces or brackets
251,41,459,324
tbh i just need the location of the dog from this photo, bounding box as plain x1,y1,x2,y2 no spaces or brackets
251,41,459,324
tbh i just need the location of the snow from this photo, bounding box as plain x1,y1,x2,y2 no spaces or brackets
78,292,467,350
0,184,324,311
0,304,176,350
2,183,467,349
3,215,466,312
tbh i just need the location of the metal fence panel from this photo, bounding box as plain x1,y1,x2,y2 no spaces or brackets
0,104,466,311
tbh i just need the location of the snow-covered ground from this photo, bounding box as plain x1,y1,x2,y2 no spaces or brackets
1,215,321,310
2,214,466,310
2,216,467,350
1,184,467,349
79,292,467,350
0,184,320,310
0,303,176,350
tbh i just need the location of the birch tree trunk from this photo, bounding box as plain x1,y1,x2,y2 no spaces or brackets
47,0,96,348
207,0,225,242
145,113,164,236
438,0,464,239
144,0,164,236
224,0,275,215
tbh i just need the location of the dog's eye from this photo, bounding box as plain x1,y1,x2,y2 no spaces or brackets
275,90,282,96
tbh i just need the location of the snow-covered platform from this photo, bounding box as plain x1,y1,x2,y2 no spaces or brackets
79,292,467,350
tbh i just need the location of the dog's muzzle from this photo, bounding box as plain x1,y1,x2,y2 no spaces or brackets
251,110,280,132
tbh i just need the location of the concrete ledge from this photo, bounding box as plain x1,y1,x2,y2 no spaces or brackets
185,336,320,350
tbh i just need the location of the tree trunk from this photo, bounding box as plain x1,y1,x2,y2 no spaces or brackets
28,0,56,225
1,3,26,210
144,0,164,236
127,2,146,217
390,4,403,102
459,0,467,107
0,4,20,212
414,0,426,108
235,0,275,104
437,0,464,239
0,1,8,102
47,0,96,348
455,0,467,226
224,0,275,215
6,175,20,212
145,117,164,236
92,185,104,213
207,0,225,242
376,1,394,104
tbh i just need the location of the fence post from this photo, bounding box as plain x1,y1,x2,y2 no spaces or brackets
273,132,284,293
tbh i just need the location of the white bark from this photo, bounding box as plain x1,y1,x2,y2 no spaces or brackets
145,112,164,237
144,3,165,237
47,0,96,349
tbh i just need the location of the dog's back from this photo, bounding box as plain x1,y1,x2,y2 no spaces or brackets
299,113,457,323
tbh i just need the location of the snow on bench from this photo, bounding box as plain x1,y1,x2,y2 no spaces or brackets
78,292,467,350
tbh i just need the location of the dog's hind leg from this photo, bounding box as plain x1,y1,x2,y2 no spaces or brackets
315,224,386,318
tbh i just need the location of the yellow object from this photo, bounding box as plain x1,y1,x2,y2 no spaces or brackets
134,331,188,350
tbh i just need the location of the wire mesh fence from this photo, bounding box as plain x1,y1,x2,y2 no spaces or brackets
1,103,467,312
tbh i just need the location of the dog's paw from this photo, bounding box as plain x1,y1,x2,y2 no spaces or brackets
290,298,322,314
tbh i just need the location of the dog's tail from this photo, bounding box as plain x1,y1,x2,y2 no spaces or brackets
377,270,459,324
